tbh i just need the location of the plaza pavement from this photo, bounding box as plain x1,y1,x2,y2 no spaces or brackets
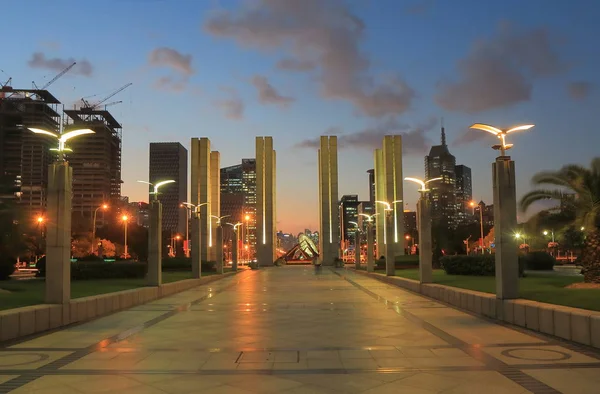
1,266,599,393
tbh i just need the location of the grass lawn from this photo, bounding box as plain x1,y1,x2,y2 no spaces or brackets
0,271,220,311
379,269,600,312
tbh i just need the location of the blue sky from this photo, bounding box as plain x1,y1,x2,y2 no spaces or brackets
3,0,599,234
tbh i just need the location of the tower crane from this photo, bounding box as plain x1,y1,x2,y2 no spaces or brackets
32,62,76,90
80,83,132,111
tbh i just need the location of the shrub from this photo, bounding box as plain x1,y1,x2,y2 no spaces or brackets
76,254,104,262
35,256,46,277
71,261,146,280
375,255,420,270
0,255,15,280
522,251,556,271
441,254,525,277
161,257,215,272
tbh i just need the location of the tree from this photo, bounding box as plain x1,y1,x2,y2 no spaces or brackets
520,158,600,283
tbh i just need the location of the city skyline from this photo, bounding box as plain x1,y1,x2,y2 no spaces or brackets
2,0,600,234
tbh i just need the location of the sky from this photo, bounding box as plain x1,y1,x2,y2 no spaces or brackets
2,0,600,235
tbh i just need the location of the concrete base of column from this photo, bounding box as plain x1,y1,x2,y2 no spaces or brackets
418,197,433,284
493,157,519,299
366,224,374,272
385,212,395,276
147,200,162,286
191,218,201,278
232,230,238,272
216,226,224,274
45,162,72,304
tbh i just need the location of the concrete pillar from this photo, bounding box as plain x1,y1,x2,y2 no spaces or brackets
210,151,220,262
232,229,238,272
256,136,277,266
191,215,201,278
148,200,162,286
383,135,405,257
354,230,361,270
385,210,395,276
418,196,433,283
215,225,224,274
45,162,72,304
318,136,339,266
366,223,374,272
374,149,385,258
493,157,519,299
191,138,211,263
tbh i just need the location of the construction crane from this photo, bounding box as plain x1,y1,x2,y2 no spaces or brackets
31,62,76,90
81,83,132,111
102,100,122,110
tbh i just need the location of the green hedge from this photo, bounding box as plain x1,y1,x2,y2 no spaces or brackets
441,254,525,276
0,255,15,280
71,261,146,280
161,257,216,272
522,251,556,270
375,255,420,270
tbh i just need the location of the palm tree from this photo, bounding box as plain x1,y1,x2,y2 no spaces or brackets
520,158,600,283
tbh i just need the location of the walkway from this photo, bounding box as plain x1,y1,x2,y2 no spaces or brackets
1,267,599,393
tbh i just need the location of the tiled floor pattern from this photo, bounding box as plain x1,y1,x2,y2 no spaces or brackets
0,267,599,393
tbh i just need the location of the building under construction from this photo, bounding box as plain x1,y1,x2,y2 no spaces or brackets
64,107,122,227
0,84,61,221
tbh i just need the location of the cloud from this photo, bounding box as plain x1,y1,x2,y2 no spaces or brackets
27,52,93,77
276,58,316,71
568,81,593,100
452,127,490,147
251,75,295,106
295,117,437,155
213,88,244,120
204,0,414,117
153,76,187,93
436,24,567,113
148,47,194,75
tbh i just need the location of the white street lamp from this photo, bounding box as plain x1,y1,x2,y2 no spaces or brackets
469,123,535,157
137,179,176,201
180,202,209,258
28,127,95,161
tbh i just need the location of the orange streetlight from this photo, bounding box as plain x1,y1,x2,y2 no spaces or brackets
122,214,129,259
36,216,44,224
91,204,109,255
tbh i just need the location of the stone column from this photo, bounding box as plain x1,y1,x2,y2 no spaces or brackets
191,138,211,263
318,136,339,266
45,162,72,304
366,223,374,272
385,210,395,276
210,151,220,262
148,200,162,286
191,214,201,278
383,135,405,257
354,230,361,270
493,157,519,299
256,137,277,266
418,195,433,283
374,149,385,258
215,225,224,274
232,229,238,272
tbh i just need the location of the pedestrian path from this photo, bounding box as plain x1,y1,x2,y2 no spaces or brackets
1,266,599,393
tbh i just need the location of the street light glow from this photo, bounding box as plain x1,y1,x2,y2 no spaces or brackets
137,179,176,199
29,127,95,158
514,233,521,239
37,216,44,223
469,123,535,156
404,177,442,193
122,215,128,221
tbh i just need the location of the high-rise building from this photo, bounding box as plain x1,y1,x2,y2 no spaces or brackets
0,87,60,219
403,211,417,236
149,142,187,236
64,108,122,227
367,169,375,203
339,194,360,247
425,126,457,229
454,165,472,225
220,159,256,246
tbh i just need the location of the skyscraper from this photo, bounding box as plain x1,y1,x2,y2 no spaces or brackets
220,159,256,246
454,165,472,225
339,194,360,247
149,142,187,236
425,126,457,229
64,108,122,227
0,87,60,219
367,169,375,203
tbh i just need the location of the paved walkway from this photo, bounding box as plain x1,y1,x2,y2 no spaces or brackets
1,267,599,393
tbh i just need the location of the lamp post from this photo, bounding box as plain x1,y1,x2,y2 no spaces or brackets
36,215,45,262
470,122,534,300
227,222,242,271
91,204,108,255
212,215,229,273
477,202,485,253
180,203,191,257
349,221,361,269
244,213,251,262
543,229,555,243
405,176,442,283
182,202,209,277
138,179,176,286
359,213,378,272
122,215,129,259
29,125,95,304
405,234,413,254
